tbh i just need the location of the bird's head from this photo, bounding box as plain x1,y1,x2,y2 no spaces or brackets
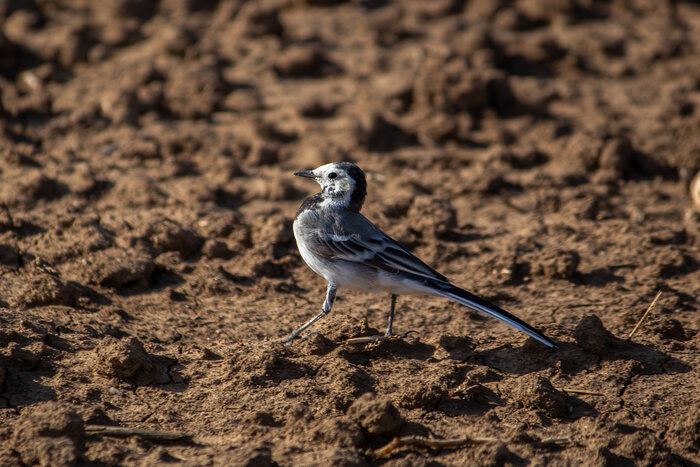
294,161,367,211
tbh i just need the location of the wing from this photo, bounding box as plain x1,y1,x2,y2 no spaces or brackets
309,215,449,283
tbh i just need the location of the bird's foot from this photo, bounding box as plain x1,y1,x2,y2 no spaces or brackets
345,330,417,345
267,334,298,346
266,330,321,346
301,331,321,340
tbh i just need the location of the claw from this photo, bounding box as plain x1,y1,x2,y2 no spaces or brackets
301,331,321,340
398,330,418,338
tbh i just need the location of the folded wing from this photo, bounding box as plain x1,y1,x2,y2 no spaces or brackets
311,231,449,283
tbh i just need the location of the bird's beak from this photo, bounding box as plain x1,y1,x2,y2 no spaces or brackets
294,170,315,179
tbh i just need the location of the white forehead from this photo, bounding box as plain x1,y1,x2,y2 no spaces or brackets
313,163,347,177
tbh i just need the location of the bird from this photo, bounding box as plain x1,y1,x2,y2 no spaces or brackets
282,161,558,348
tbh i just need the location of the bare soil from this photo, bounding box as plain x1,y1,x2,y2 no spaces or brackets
1,0,699,465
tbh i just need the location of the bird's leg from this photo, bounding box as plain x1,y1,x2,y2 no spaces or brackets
346,294,416,345
279,283,336,344
384,294,397,336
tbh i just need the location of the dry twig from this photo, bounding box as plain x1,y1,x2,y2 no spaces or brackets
85,425,189,441
628,290,663,339
539,436,575,446
374,435,499,458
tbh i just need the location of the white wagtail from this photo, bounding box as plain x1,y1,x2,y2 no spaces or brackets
282,161,558,348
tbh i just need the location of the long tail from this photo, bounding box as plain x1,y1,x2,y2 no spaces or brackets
433,283,558,348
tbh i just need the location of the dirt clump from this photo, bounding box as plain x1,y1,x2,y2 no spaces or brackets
507,375,567,418
347,392,403,437
10,402,85,467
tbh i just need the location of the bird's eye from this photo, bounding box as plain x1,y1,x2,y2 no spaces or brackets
328,172,338,179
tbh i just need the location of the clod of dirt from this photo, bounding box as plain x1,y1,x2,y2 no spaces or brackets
141,446,182,465
62,163,106,197
532,249,580,280
499,146,549,170
361,113,418,152
598,137,632,176
315,359,374,411
84,248,155,289
256,114,300,143
252,214,295,259
346,393,403,437
28,219,114,265
652,317,688,341
309,416,364,447
241,409,278,428
578,193,621,220
246,141,280,166
246,177,303,202
508,375,567,418
148,219,203,255
105,174,167,207
297,332,335,355
234,445,273,467
439,335,472,351
414,60,489,115
158,24,197,56
438,335,473,360
81,406,114,426
476,442,517,467
274,44,336,78
12,402,85,467
0,169,66,207
574,315,614,354
466,367,503,384
649,228,687,246
398,362,459,409
615,431,666,463
117,137,161,160
4,272,80,308
2,340,50,370
285,402,314,428
291,448,368,466
657,250,698,278
236,0,285,38
202,239,231,259
318,315,377,342
163,56,228,119
406,194,457,238
195,210,242,238
668,404,700,449
231,348,307,386
299,96,339,118
0,242,19,268
97,336,152,380
475,173,522,195
99,89,141,124
416,111,462,145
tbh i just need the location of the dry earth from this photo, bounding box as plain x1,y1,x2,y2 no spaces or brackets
1,0,699,465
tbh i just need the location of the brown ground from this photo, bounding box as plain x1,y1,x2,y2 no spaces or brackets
1,0,699,465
